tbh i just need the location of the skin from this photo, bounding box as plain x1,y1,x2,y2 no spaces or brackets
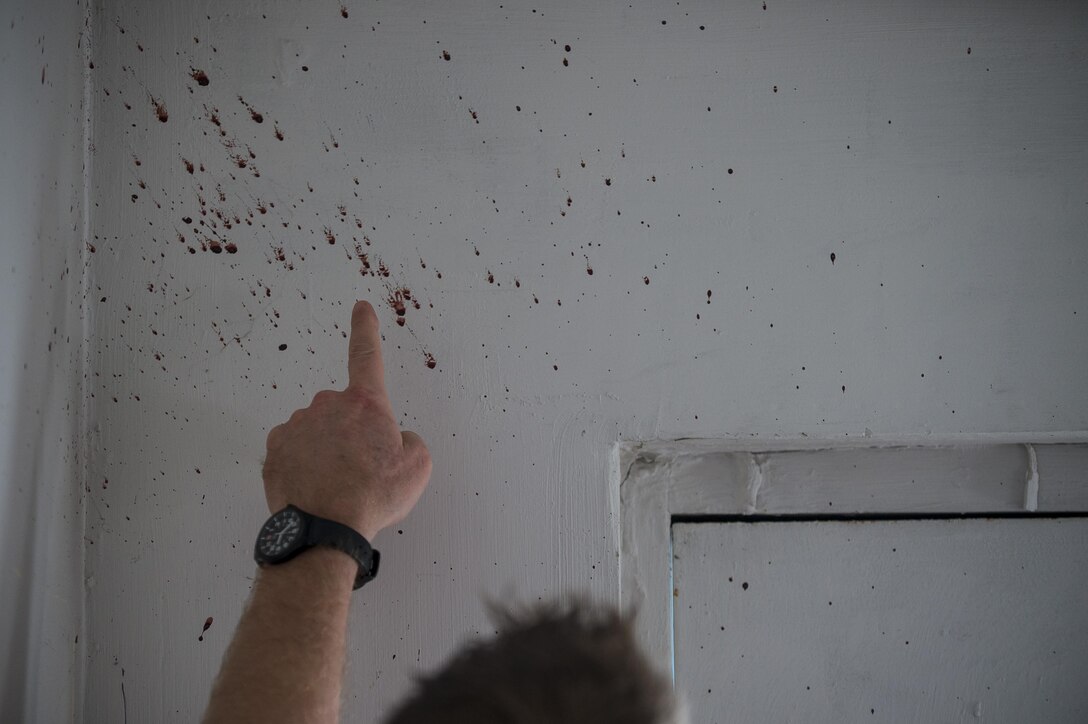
202,300,432,724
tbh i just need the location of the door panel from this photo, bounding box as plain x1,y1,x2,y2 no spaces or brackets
672,519,1088,723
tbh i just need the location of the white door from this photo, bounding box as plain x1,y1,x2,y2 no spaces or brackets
672,518,1088,723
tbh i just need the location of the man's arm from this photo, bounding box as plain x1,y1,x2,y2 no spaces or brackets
203,300,432,724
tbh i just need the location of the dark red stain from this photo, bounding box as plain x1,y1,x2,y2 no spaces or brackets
225,242,238,254
425,353,437,369
183,158,194,174
208,240,223,254
967,47,971,55
604,178,612,186
340,5,349,18
353,243,371,274
830,252,836,265
278,343,287,351
151,97,168,122
707,290,712,303
469,109,479,123
643,276,650,285
442,50,451,61
487,270,495,284
387,289,408,320
377,260,391,277
325,227,336,244
198,616,214,642
562,58,568,66
514,277,520,288
190,68,210,86
41,66,45,84
565,44,571,52
238,96,264,123
274,124,284,141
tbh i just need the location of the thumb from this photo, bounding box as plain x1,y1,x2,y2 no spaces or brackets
401,430,432,476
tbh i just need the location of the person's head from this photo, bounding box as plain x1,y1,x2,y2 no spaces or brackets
382,599,684,724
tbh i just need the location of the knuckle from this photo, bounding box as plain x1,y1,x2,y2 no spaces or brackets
311,389,338,406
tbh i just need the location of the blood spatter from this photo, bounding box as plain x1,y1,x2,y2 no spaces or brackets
274,124,284,141
183,158,194,174
198,616,213,641
324,227,336,244
425,353,437,369
151,97,169,122
565,44,571,52
190,68,210,86
208,240,223,254
487,271,495,284
387,289,408,319
340,5,349,18
225,242,238,254
238,96,264,123
469,109,479,123
830,252,836,265
278,343,287,351
604,178,612,186
643,276,650,285
442,50,451,61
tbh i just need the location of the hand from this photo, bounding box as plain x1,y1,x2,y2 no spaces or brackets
262,300,432,540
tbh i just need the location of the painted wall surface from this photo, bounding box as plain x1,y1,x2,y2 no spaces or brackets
83,1,1088,722
0,1,88,721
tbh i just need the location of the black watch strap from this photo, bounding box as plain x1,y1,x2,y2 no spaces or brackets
305,513,381,590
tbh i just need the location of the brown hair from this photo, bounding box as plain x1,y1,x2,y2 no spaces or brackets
382,599,678,724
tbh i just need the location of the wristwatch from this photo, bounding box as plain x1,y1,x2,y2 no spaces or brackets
254,505,380,590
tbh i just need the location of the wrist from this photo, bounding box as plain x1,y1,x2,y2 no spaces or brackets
259,546,358,590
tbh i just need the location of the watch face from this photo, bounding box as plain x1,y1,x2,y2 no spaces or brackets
257,508,304,560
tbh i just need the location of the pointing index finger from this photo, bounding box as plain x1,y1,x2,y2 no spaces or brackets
346,300,387,393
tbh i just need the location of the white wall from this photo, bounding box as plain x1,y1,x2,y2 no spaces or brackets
0,0,88,721
81,1,1087,722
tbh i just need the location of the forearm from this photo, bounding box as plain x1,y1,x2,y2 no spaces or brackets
203,548,357,724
